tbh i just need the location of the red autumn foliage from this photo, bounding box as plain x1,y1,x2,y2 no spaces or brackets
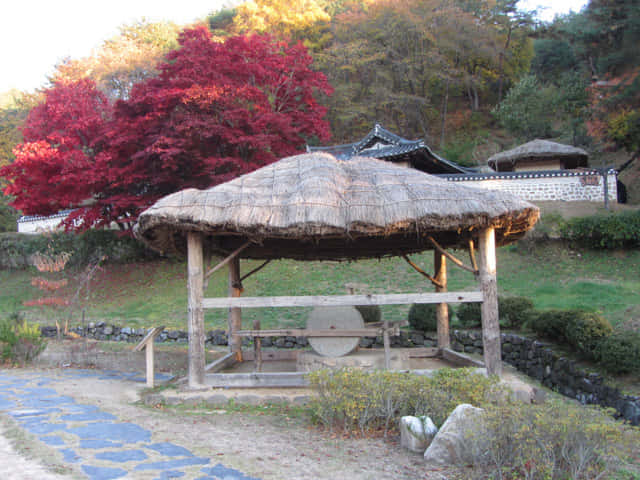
1,79,111,216
1,26,332,231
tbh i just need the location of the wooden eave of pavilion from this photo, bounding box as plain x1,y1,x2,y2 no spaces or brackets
135,154,539,388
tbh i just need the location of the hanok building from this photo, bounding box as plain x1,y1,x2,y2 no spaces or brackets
307,124,472,174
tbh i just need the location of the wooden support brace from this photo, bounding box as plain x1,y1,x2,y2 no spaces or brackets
133,326,165,388
241,260,272,282
204,241,252,281
402,255,443,288
428,236,478,275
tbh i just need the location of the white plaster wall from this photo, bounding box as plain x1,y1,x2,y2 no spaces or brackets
17,216,66,234
453,173,617,202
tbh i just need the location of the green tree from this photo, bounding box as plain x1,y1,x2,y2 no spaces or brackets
492,74,555,140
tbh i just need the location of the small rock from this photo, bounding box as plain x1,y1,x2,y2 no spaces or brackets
103,326,113,335
400,416,437,453
424,404,485,465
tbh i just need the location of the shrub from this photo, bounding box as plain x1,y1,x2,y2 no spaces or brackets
530,309,613,359
307,367,500,434
354,305,381,324
594,330,640,374
530,309,574,340
471,399,633,480
0,313,46,364
499,296,535,329
560,210,640,249
456,302,482,328
408,303,438,332
565,311,613,358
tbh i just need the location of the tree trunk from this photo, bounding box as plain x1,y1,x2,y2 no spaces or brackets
434,252,450,349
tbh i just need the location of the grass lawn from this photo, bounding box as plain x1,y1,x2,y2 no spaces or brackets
3,241,639,332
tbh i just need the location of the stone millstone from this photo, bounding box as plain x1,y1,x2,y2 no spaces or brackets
307,306,364,357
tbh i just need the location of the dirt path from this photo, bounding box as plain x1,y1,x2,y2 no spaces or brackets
1,367,463,480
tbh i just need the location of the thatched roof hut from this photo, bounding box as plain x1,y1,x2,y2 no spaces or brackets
135,153,539,261
134,152,540,385
488,139,589,172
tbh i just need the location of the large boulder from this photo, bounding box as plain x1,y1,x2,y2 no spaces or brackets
423,404,484,465
399,416,437,453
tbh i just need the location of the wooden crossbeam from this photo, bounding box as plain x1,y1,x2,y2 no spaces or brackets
203,291,483,309
234,328,394,338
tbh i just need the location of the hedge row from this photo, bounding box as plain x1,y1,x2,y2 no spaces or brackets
559,209,640,249
0,230,159,269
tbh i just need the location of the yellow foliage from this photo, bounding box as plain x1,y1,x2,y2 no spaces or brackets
233,0,330,37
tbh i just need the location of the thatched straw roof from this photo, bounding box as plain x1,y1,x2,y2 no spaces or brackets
135,153,539,260
488,139,589,170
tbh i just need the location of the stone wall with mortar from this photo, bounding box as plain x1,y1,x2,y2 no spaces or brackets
442,170,618,203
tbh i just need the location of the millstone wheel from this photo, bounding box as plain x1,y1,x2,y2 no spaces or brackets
307,306,364,357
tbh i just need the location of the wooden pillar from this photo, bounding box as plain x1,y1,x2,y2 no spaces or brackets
187,232,205,387
434,252,450,350
228,256,243,360
478,227,502,377
383,320,391,370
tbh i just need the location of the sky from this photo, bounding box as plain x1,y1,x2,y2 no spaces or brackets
1,0,589,94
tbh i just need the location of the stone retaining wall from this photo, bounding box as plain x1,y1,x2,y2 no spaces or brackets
451,330,640,426
40,323,639,425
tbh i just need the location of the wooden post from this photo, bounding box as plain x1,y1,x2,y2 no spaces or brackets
145,343,155,388
253,318,262,372
383,320,391,369
133,326,164,388
478,228,502,377
434,252,450,350
187,232,206,387
228,256,243,360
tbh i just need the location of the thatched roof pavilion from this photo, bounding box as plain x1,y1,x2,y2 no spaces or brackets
488,139,589,172
136,153,538,260
135,153,539,387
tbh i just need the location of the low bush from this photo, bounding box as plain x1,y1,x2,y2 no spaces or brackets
530,309,613,359
354,305,381,324
0,313,46,364
560,210,640,249
594,330,640,375
307,367,500,435
456,302,482,328
471,399,634,480
499,296,535,329
407,303,438,332
565,311,613,358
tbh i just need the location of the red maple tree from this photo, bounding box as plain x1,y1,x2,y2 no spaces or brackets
2,26,332,231
1,79,111,217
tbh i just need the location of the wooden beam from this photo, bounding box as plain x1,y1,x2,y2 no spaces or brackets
442,348,485,368
228,256,243,359
241,350,299,361
203,291,483,309
478,227,502,377
240,259,272,282
187,232,206,388
407,347,440,358
204,372,309,388
435,252,450,350
204,352,237,373
402,255,443,288
428,236,478,274
133,326,164,352
234,328,390,337
204,240,252,280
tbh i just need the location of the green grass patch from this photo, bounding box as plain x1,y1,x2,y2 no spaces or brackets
4,243,640,331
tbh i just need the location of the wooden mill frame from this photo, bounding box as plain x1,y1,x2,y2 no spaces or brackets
184,227,501,389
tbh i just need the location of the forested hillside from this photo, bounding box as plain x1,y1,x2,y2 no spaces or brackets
1,0,639,232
